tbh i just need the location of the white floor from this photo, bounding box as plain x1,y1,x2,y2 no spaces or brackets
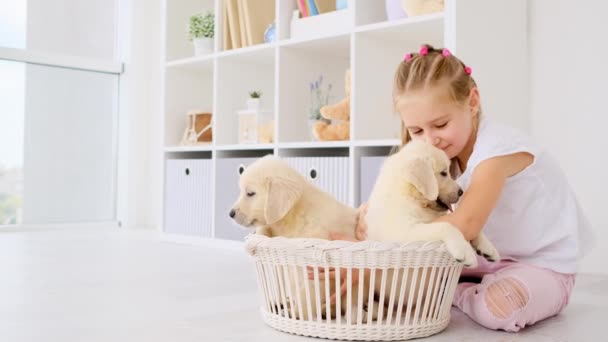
0,228,606,342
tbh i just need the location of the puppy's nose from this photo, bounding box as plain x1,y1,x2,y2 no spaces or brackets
457,188,463,197
229,209,236,218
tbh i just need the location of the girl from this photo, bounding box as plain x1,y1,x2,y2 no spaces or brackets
352,44,594,332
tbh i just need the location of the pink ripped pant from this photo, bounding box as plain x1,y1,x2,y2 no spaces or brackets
452,256,576,332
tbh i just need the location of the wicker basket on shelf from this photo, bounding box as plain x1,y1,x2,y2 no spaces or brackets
245,234,463,341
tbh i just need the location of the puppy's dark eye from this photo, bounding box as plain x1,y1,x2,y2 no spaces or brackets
246,191,256,197
440,171,448,177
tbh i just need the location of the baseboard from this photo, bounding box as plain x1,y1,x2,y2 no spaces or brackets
0,221,120,232
159,232,246,252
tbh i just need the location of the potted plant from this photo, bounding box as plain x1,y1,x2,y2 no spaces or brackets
247,91,262,110
188,11,214,56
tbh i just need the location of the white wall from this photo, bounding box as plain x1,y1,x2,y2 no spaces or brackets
529,0,608,274
27,0,117,60
117,0,162,230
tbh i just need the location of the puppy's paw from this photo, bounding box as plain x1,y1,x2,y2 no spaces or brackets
445,238,478,268
321,303,336,320
271,302,285,315
360,302,380,323
471,234,500,262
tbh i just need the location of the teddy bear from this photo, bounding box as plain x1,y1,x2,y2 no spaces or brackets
313,69,350,141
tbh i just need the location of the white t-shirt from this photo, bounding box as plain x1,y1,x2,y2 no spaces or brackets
455,118,595,274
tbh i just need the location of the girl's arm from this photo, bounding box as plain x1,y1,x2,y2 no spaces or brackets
435,152,534,240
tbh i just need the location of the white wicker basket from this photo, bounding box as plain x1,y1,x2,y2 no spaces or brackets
245,234,463,341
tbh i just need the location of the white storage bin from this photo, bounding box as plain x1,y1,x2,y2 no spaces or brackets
284,156,349,205
214,157,261,240
360,156,387,204
246,234,463,341
164,159,212,237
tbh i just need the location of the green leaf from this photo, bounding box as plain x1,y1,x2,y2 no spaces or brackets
188,11,214,40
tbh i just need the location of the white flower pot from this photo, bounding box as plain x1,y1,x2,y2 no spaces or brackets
247,98,260,110
193,37,213,56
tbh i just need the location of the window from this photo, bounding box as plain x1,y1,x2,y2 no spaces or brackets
0,0,121,225
0,0,26,49
0,60,25,224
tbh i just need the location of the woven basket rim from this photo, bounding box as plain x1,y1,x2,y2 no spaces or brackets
245,233,451,254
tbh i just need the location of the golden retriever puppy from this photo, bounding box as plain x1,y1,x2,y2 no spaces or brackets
367,140,499,265
231,155,374,323
230,155,357,239
366,140,499,317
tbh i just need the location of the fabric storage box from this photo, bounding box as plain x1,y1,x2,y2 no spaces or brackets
164,158,212,236
214,157,261,240
284,156,349,205
360,156,387,205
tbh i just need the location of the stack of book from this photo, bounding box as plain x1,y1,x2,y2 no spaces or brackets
291,0,351,40
222,0,275,50
296,0,341,17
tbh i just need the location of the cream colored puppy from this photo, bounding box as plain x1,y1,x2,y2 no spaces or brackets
366,140,499,318
230,155,357,239
366,140,499,266
231,155,374,323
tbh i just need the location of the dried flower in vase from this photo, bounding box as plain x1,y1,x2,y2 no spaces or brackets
308,75,332,122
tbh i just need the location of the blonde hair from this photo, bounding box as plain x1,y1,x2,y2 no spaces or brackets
394,44,480,147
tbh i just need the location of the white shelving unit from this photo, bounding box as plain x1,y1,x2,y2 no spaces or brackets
160,0,528,241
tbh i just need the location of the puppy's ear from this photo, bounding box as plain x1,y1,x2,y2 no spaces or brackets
264,176,303,224
403,158,438,201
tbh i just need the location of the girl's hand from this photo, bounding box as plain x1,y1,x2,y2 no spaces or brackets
327,203,368,242
306,266,368,304
306,205,368,304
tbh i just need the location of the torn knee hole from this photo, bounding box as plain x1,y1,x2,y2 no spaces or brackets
484,277,530,319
